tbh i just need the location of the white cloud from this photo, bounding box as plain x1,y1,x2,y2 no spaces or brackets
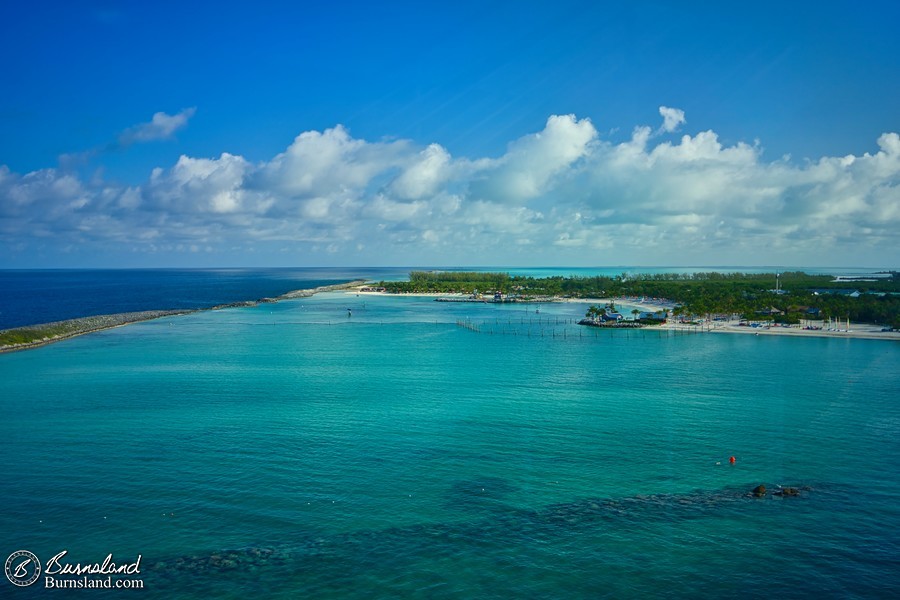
658,106,686,133
1,109,899,267
366,194,427,221
119,108,197,145
145,152,255,215
256,125,410,198
389,143,452,200
472,114,597,202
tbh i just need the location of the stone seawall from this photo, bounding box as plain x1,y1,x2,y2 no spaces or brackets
0,279,368,353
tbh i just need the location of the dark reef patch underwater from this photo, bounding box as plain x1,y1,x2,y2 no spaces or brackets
146,482,819,597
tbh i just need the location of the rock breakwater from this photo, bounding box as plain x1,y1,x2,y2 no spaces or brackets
0,279,368,353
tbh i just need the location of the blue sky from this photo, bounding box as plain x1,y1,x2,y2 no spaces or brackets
1,0,898,268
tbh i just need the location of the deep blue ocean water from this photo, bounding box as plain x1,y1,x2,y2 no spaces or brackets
1,270,898,598
0,268,410,330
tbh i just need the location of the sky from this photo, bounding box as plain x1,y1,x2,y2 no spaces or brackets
1,0,898,269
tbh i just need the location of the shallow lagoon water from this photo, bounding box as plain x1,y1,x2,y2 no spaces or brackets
1,291,898,598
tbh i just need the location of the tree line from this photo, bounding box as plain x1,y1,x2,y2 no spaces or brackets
379,271,900,328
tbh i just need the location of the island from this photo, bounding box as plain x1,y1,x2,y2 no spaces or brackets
370,270,900,338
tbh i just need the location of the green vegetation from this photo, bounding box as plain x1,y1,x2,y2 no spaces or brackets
0,310,194,352
585,305,607,320
0,322,82,346
380,270,900,328
387,271,512,294
583,303,666,325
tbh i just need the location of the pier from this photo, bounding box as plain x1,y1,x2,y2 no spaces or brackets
452,316,706,340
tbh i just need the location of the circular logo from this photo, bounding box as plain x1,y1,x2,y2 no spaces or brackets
5,550,41,587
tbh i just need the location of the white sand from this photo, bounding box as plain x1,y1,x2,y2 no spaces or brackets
350,287,898,342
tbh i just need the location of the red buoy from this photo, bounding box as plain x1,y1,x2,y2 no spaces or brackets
729,456,736,464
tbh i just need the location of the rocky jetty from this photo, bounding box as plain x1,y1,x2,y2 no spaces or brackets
276,280,367,300
0,279,368,353
577,319,644,328
0,310,194,353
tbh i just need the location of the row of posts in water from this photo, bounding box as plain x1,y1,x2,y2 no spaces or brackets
454,318,705,338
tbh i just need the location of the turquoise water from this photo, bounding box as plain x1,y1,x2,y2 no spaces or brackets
1,292,899,598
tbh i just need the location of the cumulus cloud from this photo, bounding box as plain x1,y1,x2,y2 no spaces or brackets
1,109,899,266
119,108,197,145
255,125,410,198
145,152,258,215
472,114,597,202
658,105,686,134
390,143,453,200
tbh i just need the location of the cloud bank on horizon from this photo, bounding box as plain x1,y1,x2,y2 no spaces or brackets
1,107,898,268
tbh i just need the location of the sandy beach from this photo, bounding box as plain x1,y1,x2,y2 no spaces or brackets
350,289,672,312
643,317,900,341
703,320,900,341
558,296,674,313
350,288,900,342
570,300,899,341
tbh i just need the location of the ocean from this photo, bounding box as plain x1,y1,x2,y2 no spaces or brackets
0,268,410,330
1,270,898,598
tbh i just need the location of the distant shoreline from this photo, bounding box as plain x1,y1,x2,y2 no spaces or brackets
703,321,900,341
0,280,367,354
350,287,900,342
351,290,672,311
4,278,896,353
